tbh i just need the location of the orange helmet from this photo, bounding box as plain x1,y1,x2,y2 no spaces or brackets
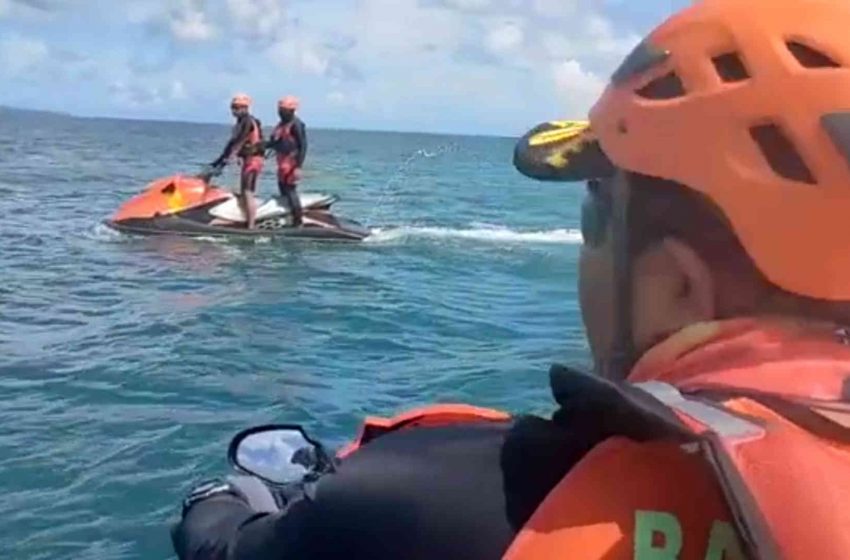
231,93,252,108
278,95,299,110
514,0,850,301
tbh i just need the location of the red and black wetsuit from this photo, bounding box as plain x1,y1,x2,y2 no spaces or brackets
213,114,265,195
267,116,307,225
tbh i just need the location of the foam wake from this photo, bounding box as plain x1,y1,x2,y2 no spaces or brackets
93,222,581,245
365,225,581,245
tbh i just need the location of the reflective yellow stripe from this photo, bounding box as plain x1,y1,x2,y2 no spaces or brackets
529,121,591,147
547,119,590,129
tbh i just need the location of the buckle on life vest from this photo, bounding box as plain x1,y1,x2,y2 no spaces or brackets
239,143,265,158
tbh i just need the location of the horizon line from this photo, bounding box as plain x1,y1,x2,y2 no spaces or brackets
0,104,518,140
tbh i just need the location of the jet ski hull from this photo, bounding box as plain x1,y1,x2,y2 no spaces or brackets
106,174,371,241
104,214,370,241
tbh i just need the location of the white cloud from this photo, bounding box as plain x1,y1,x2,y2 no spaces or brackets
9,0,73,11
226,0,285,43
0,34,48,75
0,0,652,133
327,91,346,105
585,14,639,59
170,79,187,100
354,0,465,58
326,90,367,110
0,0,67,18
264,0,470,83
540,32,575,60
111,76,189,107
169,0,216,42
441,0,492,9
110,80,160,107
481,8,640,76
124,1,166,24
262,0,626,130
267,38,331,77
531,0,578,18
300,47,329,76
484,19,524,56
552,58,606,111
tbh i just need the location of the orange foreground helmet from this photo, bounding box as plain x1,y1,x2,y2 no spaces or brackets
231,93,252,108
278,95,299,110
514,0,850,301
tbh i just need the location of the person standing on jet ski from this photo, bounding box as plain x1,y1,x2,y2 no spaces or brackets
265,96,307,227
209,93,265,229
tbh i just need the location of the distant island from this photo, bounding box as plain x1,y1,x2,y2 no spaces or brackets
0,104,509,138
0,105,74,119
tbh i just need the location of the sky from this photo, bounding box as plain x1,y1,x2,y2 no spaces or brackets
0,0,690,135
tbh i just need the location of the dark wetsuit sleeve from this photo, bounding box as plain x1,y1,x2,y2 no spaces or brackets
293,119,307,167
213,116,252,165
171,494,257,560
173,422,517,560
172,415,585,560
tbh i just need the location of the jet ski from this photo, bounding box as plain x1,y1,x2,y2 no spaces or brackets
104,174,371,241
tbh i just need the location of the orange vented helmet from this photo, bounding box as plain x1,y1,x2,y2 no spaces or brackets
278,95,299,110
515,0,850,301
231,93,252,108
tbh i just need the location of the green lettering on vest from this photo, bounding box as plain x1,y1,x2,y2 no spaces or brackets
704,520,745,560
635,510,683,560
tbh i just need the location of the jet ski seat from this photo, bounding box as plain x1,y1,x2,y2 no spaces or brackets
209,193,336,223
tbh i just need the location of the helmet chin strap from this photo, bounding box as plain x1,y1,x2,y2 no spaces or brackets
603,169,636,380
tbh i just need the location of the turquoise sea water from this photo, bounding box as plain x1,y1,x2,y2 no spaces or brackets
0,111,590,559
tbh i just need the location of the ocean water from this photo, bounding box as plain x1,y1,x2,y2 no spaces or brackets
0,111,590,559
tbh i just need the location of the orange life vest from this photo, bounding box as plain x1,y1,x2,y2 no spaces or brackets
338,319,850,560
236,116,264,159
505,319,850,560
271,122,298,162
336,403,511,459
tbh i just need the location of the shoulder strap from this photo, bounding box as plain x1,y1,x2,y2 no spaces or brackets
549,364,824,560
634,382,777,560
635,380,850,560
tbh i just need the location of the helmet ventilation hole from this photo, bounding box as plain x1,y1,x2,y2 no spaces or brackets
712,52,749,82
635,72,685,100
786,41,841,68
822,112,850,170
749,124,816,184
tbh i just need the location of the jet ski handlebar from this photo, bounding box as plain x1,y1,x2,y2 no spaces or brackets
196,164,224,183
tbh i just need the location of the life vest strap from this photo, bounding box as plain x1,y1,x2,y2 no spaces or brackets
631,381,779,559
634,381,765,440
550,364,785,560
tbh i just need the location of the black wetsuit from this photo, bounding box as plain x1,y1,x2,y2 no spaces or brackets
171,366,608,560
